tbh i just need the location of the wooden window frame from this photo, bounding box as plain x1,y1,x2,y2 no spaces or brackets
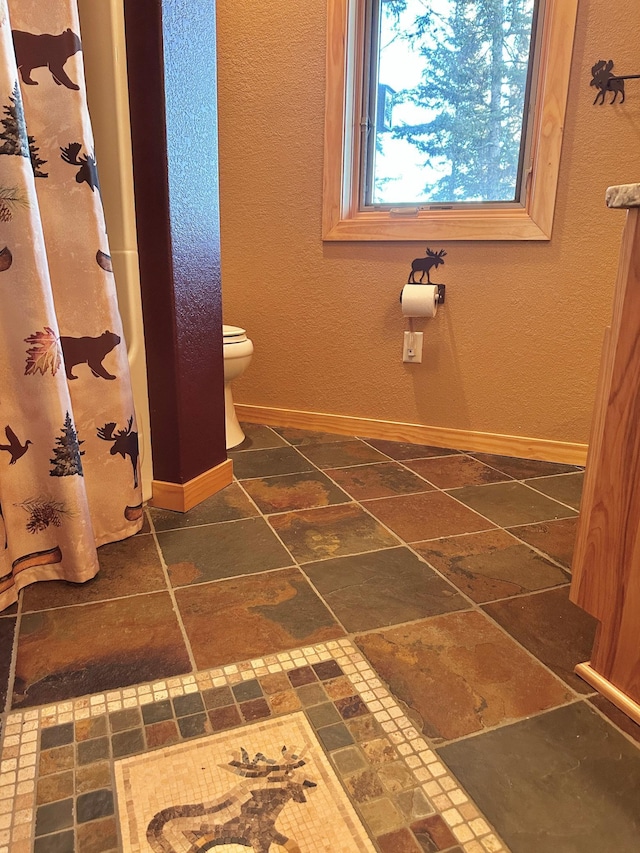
322,0,579,242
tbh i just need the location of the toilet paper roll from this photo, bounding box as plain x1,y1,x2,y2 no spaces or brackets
401,283,439,318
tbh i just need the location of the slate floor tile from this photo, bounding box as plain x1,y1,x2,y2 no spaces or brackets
303,547,467,631
75,761,111,795
377,827,423,853
0,616,16,709
403,455,513,489
159,516,293,587
75,716,108,742
448,481,577,528
109,708,142,733
268,503,399,562
325,462,434,500
76,816,118,853
76,788,114,823
315,722,354,751
173,692,205,717
410,814,458,851
524,471,584,510
313,660,343,681
148,482,258,531
355,610,573,742
239,698,271,721
36,771,74,806
438,702,640,853
175,567,344,669
35,797,73,835
34,829,74,853
41,723,74,750
145,720,180,749
288,666,317,687
21,535,166,611
12,593,191,708
77,738,110,766
271,426,351,446
177,712,211,739
483,586,598,692
507,517,578,568
359,798,404,835
232,679,262,702
331,747,367,775
296,439,390,469
296,683,328,707
111,728,145,758
413,529,570,603
228,446,315,479
362,491,495,542
361,438,460,460
587,694,640,745
2,423,632,853
201,686,234,709
137,513,152,535
345,768,385,803
141,700,173,725
234,423,289,450
208,705,242,732
241,470,350,513
40,744,74,775
469,452,580,480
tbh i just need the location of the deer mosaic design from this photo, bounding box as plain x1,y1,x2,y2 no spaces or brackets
96,417,139,488
408,247,447,283
146,747,317,853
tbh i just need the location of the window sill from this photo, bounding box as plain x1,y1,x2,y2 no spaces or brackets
322,206,551,242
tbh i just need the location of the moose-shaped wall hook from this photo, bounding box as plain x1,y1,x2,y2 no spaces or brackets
591,59,640,105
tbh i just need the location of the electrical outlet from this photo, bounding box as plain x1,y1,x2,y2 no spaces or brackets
403,331,423,363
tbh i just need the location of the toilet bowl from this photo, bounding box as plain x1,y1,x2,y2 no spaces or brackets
223,324,253,449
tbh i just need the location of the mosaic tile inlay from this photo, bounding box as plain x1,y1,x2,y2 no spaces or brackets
117,713,375,852
0,640,509,853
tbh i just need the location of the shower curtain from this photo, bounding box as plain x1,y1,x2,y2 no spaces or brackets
0,0,142,612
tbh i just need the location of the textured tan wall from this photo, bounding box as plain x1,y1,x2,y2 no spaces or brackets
216,0,640,444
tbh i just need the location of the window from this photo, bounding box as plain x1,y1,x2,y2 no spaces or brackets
323,0,578,241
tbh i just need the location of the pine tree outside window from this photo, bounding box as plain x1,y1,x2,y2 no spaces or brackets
323,0,578,241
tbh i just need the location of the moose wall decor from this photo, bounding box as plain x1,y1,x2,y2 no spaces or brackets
591,59,640,105
405,247,447,304
408,247,446,284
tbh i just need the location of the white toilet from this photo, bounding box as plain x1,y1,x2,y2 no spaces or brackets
222,324,254,449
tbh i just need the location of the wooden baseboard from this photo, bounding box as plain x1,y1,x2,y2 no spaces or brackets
151,459,233,512
235,404,588,465
575,662,640,726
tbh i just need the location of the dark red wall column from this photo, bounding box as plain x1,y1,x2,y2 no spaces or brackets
123,0,225,485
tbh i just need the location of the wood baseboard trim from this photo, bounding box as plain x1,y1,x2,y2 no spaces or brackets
235,404,588,465
575,662,640,726
151,459,233,512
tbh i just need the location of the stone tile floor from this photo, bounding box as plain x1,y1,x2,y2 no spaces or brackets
1,423,639,852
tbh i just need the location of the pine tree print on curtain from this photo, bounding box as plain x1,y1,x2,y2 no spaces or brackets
0,0,142,613
50,412,84,477
0,81,47,175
